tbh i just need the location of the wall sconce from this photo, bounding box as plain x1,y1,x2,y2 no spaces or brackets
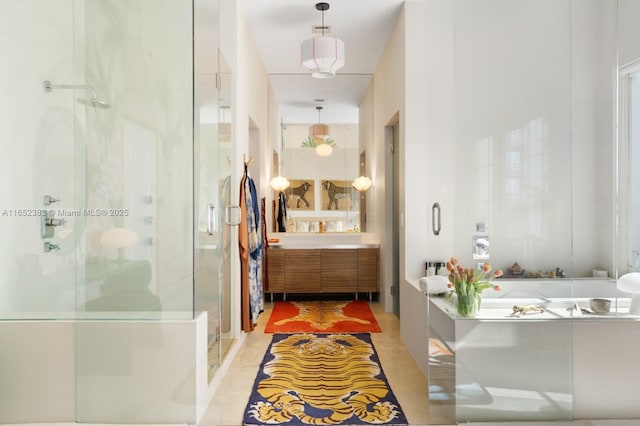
618,272,640,315
352,176,373,192
270,175,291,191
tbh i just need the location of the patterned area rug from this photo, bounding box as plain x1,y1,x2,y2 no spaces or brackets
264,300,382,333
243,333,408,426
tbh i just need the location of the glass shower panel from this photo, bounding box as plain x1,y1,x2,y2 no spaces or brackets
0,0,77,319
194,0,230,380
76,0,194,319
217,53,235,362
628,72,640,272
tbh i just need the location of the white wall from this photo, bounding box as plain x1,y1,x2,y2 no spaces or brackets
370,4,406,314
424,0,456,265
367,0,431,375
229,0,273,335
618,0,640,67
402,0,429,283
453,0,574,275
572,0,617,278
404,0,618,379
422,0,617,280
237,8,270,200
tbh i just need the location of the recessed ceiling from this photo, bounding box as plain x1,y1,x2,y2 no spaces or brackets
241,0,404,123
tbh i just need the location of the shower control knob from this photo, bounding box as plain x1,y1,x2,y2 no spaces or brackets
46,218,66,227
43,195,61,206
43,242,60,252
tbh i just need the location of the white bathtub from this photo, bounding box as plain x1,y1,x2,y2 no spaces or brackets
427,279,640,422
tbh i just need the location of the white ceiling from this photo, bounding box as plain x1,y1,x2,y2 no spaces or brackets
241,0,404,123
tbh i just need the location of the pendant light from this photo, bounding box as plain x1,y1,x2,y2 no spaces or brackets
310,106,329,141
310,106,333,157
301,3,345,79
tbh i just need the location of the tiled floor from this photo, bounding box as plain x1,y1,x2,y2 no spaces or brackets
199,302,640,426
200,301,430,426
7,297,639,426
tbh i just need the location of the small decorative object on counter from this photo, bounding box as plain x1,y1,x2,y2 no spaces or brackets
507,261,524,277
435,261,446,276
445,258,503,318
511,304,545,317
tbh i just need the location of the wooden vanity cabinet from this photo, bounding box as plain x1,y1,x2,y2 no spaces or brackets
266,248,285,292
284,249,322,293
322,249,358,292
357,248,379,292
265,247,378,295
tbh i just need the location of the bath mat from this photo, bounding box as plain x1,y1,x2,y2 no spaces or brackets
264,300,381,333
243,333,408,426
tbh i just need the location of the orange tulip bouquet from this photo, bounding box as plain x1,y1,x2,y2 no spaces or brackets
445,258,503,317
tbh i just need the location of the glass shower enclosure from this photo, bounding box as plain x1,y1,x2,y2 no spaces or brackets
0,0,232,423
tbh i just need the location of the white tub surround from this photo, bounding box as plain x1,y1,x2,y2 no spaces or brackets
427,279,640,424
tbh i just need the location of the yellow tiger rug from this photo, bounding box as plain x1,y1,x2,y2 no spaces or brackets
243,333,407,425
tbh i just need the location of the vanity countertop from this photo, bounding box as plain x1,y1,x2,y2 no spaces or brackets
267,232,379,249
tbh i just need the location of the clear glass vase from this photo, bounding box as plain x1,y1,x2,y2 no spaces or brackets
455,293,479,318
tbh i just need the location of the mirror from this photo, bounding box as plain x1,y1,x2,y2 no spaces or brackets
241,0,405,235
269,74,373,234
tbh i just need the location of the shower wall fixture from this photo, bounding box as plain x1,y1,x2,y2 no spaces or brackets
43,80,111,108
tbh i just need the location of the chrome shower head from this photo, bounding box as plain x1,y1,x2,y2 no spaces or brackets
43,80,111,109
77,97,111,109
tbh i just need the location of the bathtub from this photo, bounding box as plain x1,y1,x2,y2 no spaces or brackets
427,278,640,423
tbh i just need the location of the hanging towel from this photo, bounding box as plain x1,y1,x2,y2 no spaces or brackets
239,168,264,331
277,191,288,232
